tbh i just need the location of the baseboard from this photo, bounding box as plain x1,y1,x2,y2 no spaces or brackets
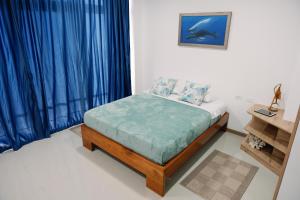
226,128,247,137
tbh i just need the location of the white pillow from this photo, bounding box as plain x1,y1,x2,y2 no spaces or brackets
203,93,215,103
172,79,186,94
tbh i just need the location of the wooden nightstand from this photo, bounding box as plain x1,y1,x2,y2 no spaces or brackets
240,104,295,175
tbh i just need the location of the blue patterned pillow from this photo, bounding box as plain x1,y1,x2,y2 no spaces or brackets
151,77,177,97
181,81,195,93
179,83,209,105
182,81,210,93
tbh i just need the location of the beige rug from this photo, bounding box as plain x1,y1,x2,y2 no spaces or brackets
181,150,258,200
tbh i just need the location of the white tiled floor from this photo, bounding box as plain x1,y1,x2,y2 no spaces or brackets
0,129,277,200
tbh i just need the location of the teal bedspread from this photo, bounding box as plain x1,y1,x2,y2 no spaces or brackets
84,94,212,165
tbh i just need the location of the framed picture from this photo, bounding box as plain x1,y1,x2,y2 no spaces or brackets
178,12,232,49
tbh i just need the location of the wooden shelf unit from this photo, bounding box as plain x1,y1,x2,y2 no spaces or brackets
241,136,283,174
241,104,294,175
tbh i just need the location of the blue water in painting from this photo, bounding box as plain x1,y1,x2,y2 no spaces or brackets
180,15,228,45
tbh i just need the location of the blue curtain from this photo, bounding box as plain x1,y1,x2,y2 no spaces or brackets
0,0,131,152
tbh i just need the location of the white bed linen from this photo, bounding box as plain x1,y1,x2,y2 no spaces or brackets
150,93,226,120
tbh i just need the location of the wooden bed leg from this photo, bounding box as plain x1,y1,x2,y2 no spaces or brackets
81,125,95,151
146,172,165,196
83,138,95,151
221,122,228,132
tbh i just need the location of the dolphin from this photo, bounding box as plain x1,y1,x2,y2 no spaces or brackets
188,17,218,33
186,30,217,40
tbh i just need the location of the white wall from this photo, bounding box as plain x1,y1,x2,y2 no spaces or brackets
131,0,300,132
130,0,147,93
129,0,136,94
278,55,300,200
277,126,300,200
283,54,300,122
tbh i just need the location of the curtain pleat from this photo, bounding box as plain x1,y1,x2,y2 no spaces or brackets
0,0,131,152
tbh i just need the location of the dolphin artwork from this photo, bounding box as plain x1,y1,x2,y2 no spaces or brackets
186,17,218,41
186,30,217,40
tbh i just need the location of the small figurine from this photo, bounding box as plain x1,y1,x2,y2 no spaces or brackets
268,83,282,112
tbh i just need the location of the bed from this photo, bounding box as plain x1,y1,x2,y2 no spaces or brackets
81,93,229,196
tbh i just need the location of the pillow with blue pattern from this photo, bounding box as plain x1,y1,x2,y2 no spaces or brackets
182,81,210,93
150,77,177,97
179,81,209,105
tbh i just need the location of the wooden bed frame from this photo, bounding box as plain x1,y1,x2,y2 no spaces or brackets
81,112,229,196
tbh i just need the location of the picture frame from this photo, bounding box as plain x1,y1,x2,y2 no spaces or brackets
178,12,232,49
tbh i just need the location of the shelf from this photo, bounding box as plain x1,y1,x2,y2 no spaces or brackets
247,104,294,134
241,136,282,175
245,120,289,153
241,104,296,176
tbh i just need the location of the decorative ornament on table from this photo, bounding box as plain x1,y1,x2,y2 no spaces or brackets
268,83,282,112
248,134,266,150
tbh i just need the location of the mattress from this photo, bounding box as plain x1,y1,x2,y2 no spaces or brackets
152,93,226,125
84,94,212,165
